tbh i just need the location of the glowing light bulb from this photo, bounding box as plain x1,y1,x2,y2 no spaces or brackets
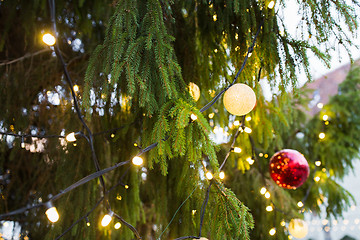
246,157,254,165
114,222,121,229
101,213,113,227
322,115,328,121
269,227,276,236
21,142,25,148
73,85,79,92
206,172,213,180
315,161,321,166
132,156,143,166
266,205,273,212
111,133,115,138
87,222,91,227
260,187,267,195
125,185,129,189
317,103,323,109
265,192,271,199
65,132,77,142
213,14,217,21
233,120,240,126
45,202,59,223
244,127,252,133
233,147,242,153
297,201,304,208
319,132,325,139
208,113,215,119
280,220,286,227
267,1,275,9
314,176,320,182
42,33,56,46
245,116,252,121
219,171,225,180
190,114,198,121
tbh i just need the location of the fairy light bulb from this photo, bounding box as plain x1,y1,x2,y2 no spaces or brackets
246,157,254,165
315,161,321,166
267,1,275,9
206,172,213,180
45,202,59,223
322,114,329,121
319,132,326,139
101,212,113,227
233,120,240,126
297,201,304,208
244,127,252,133
223,83,256,116
114,222,121,229
21,137,25,148
260,187,267,195
233,147,242,153
266,205,273,212
190,114,198,121
245,116,252,121
42,33,56,46
132,156,143,166
189,82,200,101
219,171,225,180
269,227,276,236
317,103,323,109
314,176,320,182
65,132,77,142
265,192,271,199
73,85,79,92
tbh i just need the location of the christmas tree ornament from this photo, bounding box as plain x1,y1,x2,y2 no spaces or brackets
223,83,256,116
189,82,200,101
269,149,309,189
288,219,308,239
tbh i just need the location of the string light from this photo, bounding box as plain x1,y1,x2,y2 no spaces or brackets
85,217,91,227
73,85,79,92
114,222,121,229
318,132,325,139
266,205,273,212
315,161,321,166
246,157,254,165
223,83,256,116
233,120,240,126
244,127,252,133
233,147,242,153
213,14,217,21
322,114,329,121
124,185,129,189
267,1,275,9
265,192,271,199
205,172,213,180
317,103,323,109
245,116,252,121
132,156,143,166
219,171,225,180
280,220,286,227
269,227,276,236
111,133,115,138
45,202,59,223
314,176,320,182
42,33,56,46
65,132,77,142
260,187,267,195
190,114,198,121
208,113,214,119
101,212,113,227
297,201,304,208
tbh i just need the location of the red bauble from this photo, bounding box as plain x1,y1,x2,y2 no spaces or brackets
269,149,309,189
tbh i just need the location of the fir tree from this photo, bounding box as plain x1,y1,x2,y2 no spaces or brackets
0,0,359,239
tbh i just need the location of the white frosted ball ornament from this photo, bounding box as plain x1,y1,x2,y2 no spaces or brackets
288,219,308,239
223,83,256,116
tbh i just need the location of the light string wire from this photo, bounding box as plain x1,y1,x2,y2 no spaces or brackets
0,6,276,240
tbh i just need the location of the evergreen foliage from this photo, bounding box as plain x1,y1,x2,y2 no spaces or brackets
0,0,359,239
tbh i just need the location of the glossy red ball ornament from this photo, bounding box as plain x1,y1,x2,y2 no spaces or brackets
269,149,309,189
